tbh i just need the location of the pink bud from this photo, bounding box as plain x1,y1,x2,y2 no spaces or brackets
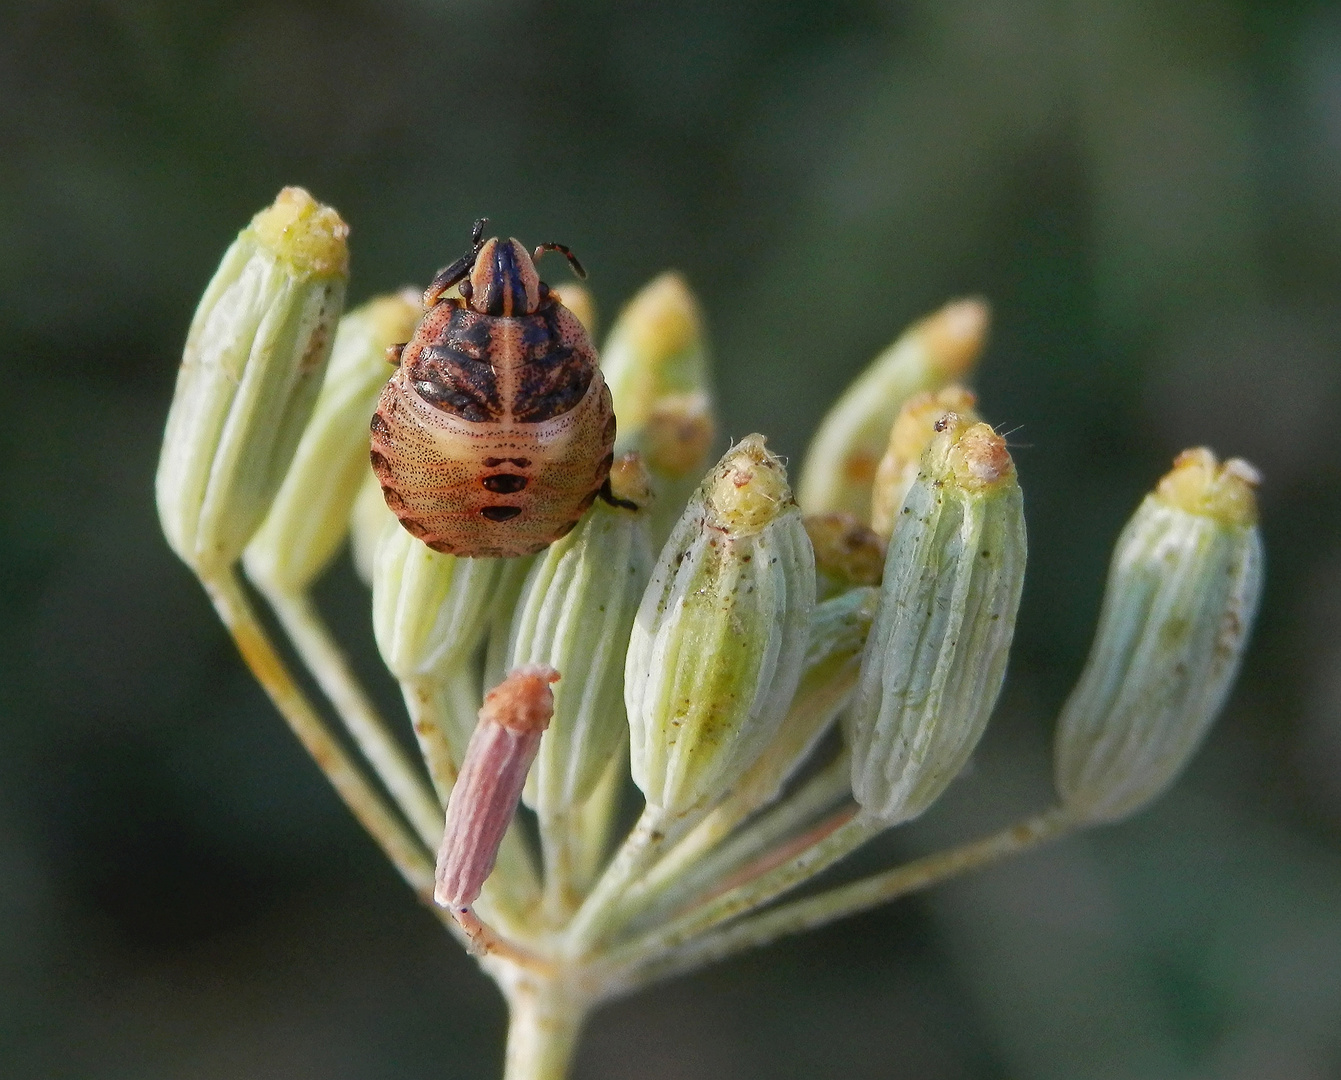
434,665,559,911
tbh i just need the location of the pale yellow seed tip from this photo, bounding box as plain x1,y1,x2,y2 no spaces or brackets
950,422,1013,490
1155,447,1260,526
366,288,425,344
920,296,991,377
623,271,701,361
888,386,980,466
923,415,1015,493
251,186,350,277
550,282,597,336
871,385,983,537
609,451,654,508
705,434,792,535
644,392,716,477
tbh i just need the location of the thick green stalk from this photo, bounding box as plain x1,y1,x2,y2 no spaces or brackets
499,969,590,1080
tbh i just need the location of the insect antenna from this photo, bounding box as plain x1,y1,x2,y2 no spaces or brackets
533,242,587,280
424,217,491,306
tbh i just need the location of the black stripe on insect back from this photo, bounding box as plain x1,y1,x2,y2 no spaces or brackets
410,344,502,422
511,308,594,422
447,306,494,355
485,241,529,316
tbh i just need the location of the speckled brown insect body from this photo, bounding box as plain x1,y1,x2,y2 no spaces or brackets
371,226,615,558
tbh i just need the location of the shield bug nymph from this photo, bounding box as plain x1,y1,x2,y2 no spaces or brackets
370,219,617,558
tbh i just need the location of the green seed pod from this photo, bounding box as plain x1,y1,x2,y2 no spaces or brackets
501,454,655,814
482,554,542,695
626,435,816,820
601,272,718,545
349,464,396,587
797,298,989,523
372,526,503,682
869,385,981,541
803,513,885,601
1054,449,1264,824
728,585,879,812
156,187,349,577
244,290,422,592
847,416,1026,825
603,272,709,442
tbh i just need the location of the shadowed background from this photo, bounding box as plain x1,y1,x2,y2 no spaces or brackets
3,1,1341,1077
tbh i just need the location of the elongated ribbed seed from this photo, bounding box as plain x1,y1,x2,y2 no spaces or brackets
435,665,560,910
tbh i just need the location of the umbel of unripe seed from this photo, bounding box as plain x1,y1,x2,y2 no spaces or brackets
502,454,656,815
245,290,423,593
847,415,1027,825
1053,448,1264,824
626,435,816,820
156,187,349,576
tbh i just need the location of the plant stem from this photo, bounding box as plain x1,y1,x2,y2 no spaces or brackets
257,585,444,847
601,810,879,969
537,744,628,924
624,755,852,933
202,569,436,901
606,806,1079,995
401,675,465,803
570,750,626,898
538,807,581,925
562,804,702,955
499,969,588,1080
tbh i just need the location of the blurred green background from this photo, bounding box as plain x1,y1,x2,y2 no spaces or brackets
3,1,1341,1077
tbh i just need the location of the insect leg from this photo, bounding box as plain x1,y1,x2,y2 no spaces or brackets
532,242,587,280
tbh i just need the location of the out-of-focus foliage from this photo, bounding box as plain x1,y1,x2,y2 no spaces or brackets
2,1,1340,1077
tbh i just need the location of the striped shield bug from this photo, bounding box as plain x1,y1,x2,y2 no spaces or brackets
370,219,617,558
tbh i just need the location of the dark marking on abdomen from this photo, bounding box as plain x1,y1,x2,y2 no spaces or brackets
482,474,528,494
513,352,592,422
406,307,503,422
511,308,596,422
481,505,522,522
